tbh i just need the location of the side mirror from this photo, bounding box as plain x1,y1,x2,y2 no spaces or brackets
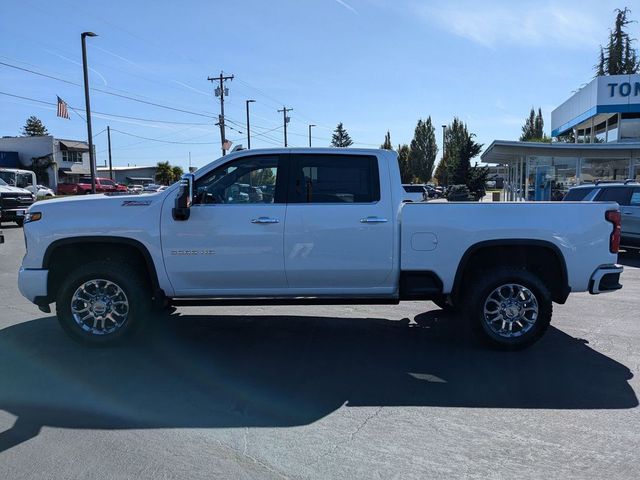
172,173,194,221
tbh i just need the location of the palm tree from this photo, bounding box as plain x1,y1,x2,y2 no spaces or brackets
155,161,173,185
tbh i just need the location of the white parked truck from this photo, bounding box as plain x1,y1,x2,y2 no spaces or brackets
18,148,623,349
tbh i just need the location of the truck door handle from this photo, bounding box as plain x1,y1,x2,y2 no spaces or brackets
360,216,388,223
623,212,633,215
251,217,279,224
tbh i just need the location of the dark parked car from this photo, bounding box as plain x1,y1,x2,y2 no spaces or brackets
563,180,640,250
0,177,34,227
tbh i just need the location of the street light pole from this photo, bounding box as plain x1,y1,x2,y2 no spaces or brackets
246,99,255,149
308,124,316,147
441,124,447,159
81,31,98,194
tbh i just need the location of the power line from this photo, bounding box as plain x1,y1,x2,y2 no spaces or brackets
109,128,219,145
0,91,213,126
0,61,218,119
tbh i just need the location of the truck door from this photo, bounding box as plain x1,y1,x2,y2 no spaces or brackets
284,153,395,291
621,188,640,247
161,153,288,296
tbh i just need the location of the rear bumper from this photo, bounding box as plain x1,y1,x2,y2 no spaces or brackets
18,267,49,303
589,264,623,294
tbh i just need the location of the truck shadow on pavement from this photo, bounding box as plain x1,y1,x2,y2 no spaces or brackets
0,310,637,452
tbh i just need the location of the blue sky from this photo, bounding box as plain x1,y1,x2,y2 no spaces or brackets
0,0,629,169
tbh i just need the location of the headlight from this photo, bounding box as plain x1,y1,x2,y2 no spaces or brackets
24,211,42,223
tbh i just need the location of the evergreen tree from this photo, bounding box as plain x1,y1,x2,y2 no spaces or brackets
330,122,353,147
434,156,448,186
408,117,438,183
21,116,49,136
520,108,536,141
396,144,412,183
520,107,550,142
381,130,392,150
444,118,482,186
596,8,639,75
534,108,544,139
597,47,606,76
155,161,174,185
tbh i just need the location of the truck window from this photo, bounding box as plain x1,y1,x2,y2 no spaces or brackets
596,187,632,205
193,155,281,205
630,188,640,206
563,187,596,201
290,154,380,203
16,173,33,188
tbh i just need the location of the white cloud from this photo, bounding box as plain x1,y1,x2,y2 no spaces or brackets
415,1,602,49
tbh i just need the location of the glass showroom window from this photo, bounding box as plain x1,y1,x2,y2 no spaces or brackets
581,158,631,183
619,113,640,141
527,156,577,201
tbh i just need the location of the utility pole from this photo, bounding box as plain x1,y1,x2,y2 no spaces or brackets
308,124,316,147
278,106,293,147
107,126,113,180
246,99,255,149
441,124,447,159
207,71,234,156
81,31,98,193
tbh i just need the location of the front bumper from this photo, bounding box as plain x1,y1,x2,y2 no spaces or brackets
18,267,49,303
589,264,623,294
1,208,27,220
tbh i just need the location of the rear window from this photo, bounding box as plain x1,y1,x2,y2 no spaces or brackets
563,187,596,201
403,186,424,193
290,154,380,203
596,187,632,206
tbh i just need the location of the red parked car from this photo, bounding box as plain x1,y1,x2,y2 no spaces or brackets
57,177,128,195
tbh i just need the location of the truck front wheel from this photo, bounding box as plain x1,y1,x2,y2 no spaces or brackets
56,260,150,345
466,268,552,350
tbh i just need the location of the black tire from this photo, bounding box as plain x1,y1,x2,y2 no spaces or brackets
15,218,24,227
465,267,552,350
56,260,151,346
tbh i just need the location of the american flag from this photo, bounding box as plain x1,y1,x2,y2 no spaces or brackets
56,96,70,119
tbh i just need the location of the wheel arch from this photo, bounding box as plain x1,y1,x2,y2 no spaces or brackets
451,239,570,304
43,236,163,303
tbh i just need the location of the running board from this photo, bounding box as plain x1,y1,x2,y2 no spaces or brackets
170,297,400,307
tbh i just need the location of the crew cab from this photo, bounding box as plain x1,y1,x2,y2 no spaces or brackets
57,176,128,195
0,176,35,226
18,148,623,349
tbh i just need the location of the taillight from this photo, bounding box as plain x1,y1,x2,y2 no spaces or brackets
605,210,621,254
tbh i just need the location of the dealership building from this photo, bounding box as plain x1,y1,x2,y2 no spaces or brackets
482,74,640,200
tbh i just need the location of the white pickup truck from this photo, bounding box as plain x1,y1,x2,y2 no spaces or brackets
18,148,623,349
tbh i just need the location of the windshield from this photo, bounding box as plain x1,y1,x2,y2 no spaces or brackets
0,171,16,185
0,177,7,186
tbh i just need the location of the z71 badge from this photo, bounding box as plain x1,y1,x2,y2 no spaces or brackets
122,200,152,207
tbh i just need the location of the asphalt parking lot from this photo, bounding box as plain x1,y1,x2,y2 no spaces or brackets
0,225,639,480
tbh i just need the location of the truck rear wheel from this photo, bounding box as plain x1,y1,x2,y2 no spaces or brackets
56,260,150,346
465,267,552,350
